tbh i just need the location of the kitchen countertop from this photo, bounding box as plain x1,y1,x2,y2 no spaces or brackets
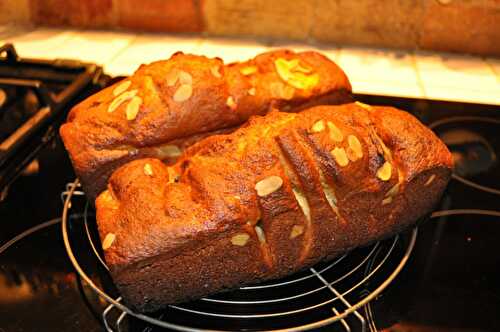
1,25,499,105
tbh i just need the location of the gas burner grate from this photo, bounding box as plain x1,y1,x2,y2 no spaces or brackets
61,180,418,332
0,43,107,192
429,116,500,196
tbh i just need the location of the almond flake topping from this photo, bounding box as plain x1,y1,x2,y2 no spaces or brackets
347,135,363,160
376,161,392,181
166,69,179,86
108,90,138,113
355,101,372,110
178,70,193,85
327,121,344,142
255,176,283,197
210,65,222,78
173,84,192,102
226,96,237,110
254,225,266,243
382,197,393,205
290,225,304,239
125,96,142,120
385,183,400,198
274,58,319,90
331,147,349,167
113,80,131,96
102,233,116,250
425,174,436,186
310,120,325,133
143,163,153,176
240,66,257,75
156,144,182,158
231,233,250,246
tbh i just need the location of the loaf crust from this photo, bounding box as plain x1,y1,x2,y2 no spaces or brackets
60,50,352,202
95,103,453,312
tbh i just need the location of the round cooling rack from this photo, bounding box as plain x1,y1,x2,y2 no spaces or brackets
61,180,418,332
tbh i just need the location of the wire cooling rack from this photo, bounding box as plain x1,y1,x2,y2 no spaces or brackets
61,180,418,332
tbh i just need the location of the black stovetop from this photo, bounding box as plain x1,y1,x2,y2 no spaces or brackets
1,92,500,331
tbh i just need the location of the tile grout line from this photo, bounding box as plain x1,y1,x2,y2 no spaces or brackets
484,58,500,82
17,27,84,55
409,51,427,98
103,33,140,73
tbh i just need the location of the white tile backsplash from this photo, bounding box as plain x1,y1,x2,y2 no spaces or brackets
47,30,137,65
1,27,77,59
351,79,425,98
268,41,339,61
197,37,268,63
105,33,202,76
2,26,499,105
414,52,499,90
338,47,420,87
486,58,500,81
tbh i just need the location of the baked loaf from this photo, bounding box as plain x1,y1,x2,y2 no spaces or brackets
60,49,352,202
96,103,453,312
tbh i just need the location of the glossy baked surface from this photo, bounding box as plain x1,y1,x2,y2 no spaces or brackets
95,103,453,312
60,50,352,201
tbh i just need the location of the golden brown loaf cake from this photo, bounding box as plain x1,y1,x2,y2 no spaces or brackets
60,49,352,202
95,102,453,312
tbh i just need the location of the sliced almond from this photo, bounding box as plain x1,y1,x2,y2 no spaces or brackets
156,144,182,158
226,96,237,110
125,96,142,120
310,120,325,133
376,161,392,181
231,233,250,246
143,163,153,176
173,84,192,102
270,82,294,100
113,80,131,96
424,174,436,186
102,233,116,250
178,70,193,85
274,58,319,90
382,197,393,205
274,58,301,78
166,69,179,86
290,225,304,239
255,175,283,197
210,65,222,78
331,147,349,167
286,72,319,90
355,101,371,110
385,183,400,198
295,63,313,74
346,147,357,162
347,135,363,160
327,121,344,142
248,87,256,96
240,66,257,75
108,90,138,113
254,225,266,243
